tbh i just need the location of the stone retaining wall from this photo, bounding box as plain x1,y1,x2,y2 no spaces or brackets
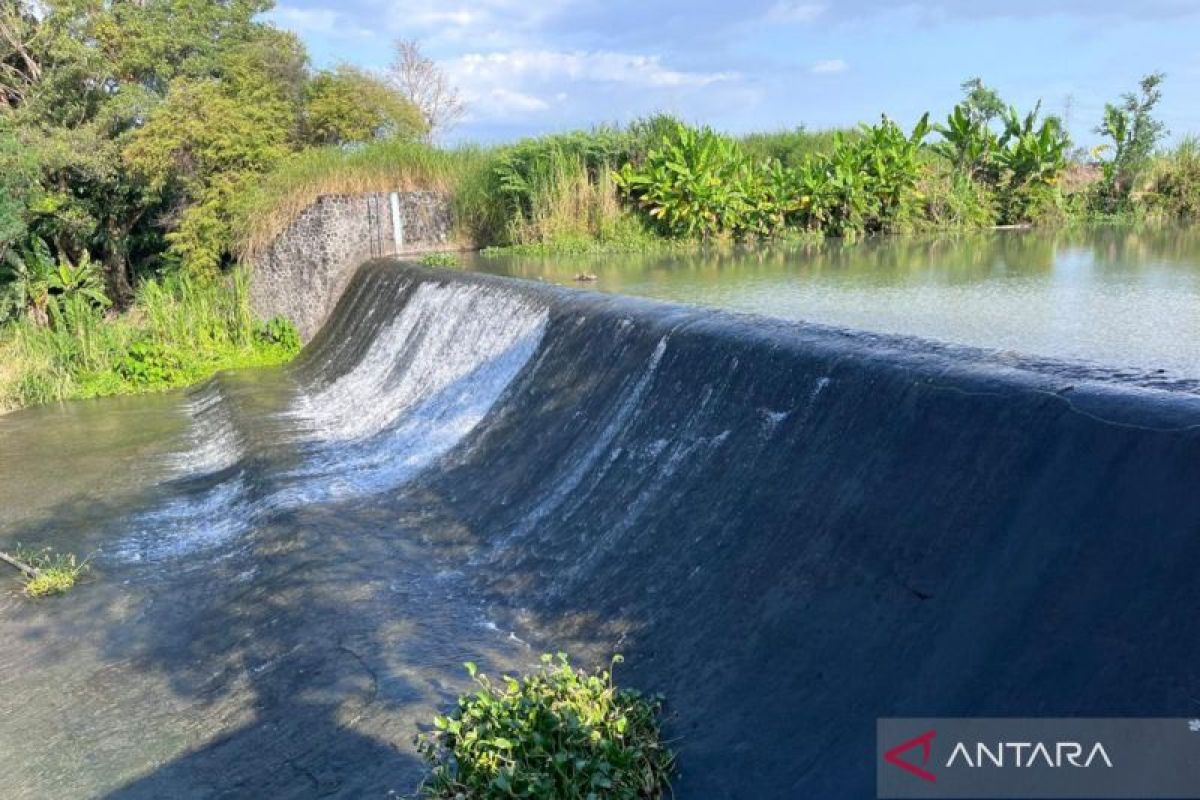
249,191,455,340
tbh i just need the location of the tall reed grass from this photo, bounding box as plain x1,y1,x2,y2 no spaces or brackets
0,269,298,411
1144,137,1200,222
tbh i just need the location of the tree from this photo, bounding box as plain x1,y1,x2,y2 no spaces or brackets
1096,72,1168,203
124,70,296,275
303,65,426,146
387,39,465,141
0,127,38,263
960,77,1006,128
0,0,286,296
0,1,41,110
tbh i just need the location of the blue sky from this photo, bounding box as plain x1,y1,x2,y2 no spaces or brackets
267,0,1200,146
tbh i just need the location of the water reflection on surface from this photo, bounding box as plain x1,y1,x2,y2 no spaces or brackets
470,226,1200,377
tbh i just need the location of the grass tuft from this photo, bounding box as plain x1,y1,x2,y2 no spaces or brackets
9,545,90,598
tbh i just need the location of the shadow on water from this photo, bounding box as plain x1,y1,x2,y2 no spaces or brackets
1,468,544,797
0,331,561,798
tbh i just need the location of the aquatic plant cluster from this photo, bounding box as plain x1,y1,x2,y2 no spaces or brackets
3,544,89,597
416,655,674,800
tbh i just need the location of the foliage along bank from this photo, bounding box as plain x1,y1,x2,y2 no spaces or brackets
0,0,426,410
1,1,1197,411
238,74,1198,262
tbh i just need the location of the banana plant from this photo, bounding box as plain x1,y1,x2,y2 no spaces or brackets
614,122,754,238
0,237,56,325
932,103,999,180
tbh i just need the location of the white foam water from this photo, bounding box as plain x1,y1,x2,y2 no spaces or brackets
120,282,548,562
166,384,244,475
278,283,548,502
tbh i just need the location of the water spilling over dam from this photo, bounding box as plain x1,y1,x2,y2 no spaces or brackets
2,260,1200,798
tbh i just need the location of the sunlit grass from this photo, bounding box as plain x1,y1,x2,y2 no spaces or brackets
0,268,300,411
8,545,90,598
232,140,489,260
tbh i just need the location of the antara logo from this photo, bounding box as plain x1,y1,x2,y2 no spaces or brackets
946,741,1113,769
884,730,1115,783
885,730,938,783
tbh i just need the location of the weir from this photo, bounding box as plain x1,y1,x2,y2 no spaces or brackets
312,262,1200,796
3,260,1200,798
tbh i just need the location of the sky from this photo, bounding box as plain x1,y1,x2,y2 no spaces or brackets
266,0,1200,146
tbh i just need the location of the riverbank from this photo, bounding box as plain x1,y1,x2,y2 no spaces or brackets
0,270,299,413
232,116,1200,262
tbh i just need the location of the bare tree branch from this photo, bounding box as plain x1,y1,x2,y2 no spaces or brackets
387,39,465,141
0,1,41,108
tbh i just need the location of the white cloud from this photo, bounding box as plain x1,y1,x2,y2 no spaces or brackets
485,88,551,113
448,49,737,90
766,1,827,23
380,0,573,48
439,48,741,127
811,59,848,74
270,5,372,39
409,9,480,27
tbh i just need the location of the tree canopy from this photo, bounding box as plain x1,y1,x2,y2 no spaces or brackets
0,0,425,295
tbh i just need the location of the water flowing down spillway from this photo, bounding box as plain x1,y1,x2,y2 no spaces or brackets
3,261,1200,798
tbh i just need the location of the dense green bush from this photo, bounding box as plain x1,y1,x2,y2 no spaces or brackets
117,340,185,388
415,654,674,800
255,315,301,351
613,115,934,241
615,122,759,238
798,115,931,237
0,268,300,410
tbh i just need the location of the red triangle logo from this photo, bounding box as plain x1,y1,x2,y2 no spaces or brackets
884,729,937,783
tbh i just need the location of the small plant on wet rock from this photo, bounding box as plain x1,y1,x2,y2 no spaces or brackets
254,316,302,352
415,653,674,799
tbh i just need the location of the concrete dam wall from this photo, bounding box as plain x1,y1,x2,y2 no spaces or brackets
301,262,1200,797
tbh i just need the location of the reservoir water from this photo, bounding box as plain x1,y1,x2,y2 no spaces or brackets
2,227,1199,798
472,226,1200,380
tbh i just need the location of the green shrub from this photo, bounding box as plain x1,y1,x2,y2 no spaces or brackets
793,115,932,238
255,315,301,351
993,106,1069,224
615,122,758,238
117,340,185,388
415,654,674,800
1144,138,1200,221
